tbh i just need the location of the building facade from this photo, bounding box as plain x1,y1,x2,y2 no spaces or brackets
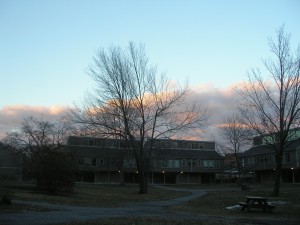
0,143,22,181
68,136,224,184
240,136,300,183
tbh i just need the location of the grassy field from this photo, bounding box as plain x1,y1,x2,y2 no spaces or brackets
170,183,300,220
59,217,246,225
1,182,300,225
1,181,188,208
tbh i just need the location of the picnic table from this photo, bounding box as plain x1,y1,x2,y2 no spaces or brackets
239,196,275,212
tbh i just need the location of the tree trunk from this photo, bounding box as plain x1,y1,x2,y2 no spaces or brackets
119,170,125,186
272,153,283,197
138,171,148,194
119,158,125,186
235,155,242,184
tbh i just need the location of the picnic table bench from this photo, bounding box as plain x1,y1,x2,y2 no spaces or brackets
239,196,275,212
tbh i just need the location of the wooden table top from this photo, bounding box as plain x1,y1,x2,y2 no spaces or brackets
246,196,267,200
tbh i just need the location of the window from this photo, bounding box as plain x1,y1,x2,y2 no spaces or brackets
78,159,83,165
84,157,91,165
172,141,178,149
84,157,97,166
106,140,117,148
205,143,215,150
197,159,201,167
173,160,180,168
99,158,104,166
188,160,196,166
88,139,95,146
162,160,168,167
182,159,186,167
247,157,255,165
162,160,180,168
269,155,275,163
287,130,300,141
203,160,214,168
190,143,203,149
285,152,291,163
92,158,97,166
215,160,220,168
124,159,135,168
191,143,196,149
262,135,275,144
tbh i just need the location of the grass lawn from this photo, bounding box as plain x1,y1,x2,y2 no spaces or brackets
170,183,300,220
0,202,55,213
59,217,243,225
1,181,188,208
1,182,300,225
58,183,300,225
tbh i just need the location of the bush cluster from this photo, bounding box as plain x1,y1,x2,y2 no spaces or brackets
33,149,75,194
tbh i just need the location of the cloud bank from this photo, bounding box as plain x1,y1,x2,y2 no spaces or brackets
187,83,242,140
0,105,68,140
0,83,242,141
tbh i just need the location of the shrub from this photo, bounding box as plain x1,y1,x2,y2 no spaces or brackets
0,188,13,204
0,180,13,205
34,148,75,195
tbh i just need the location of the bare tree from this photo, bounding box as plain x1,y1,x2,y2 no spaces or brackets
218,114,252,180
4,116,72,157
70,42,208,194
239,26,300,196
4,116,75,193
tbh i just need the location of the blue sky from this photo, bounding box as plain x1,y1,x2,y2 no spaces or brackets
0,0,299,138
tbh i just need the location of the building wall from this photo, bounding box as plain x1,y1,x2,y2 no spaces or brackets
0,147,22,181
69,136,224,184
241,149,300,183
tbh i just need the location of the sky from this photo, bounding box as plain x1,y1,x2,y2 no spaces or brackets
0,0,300,140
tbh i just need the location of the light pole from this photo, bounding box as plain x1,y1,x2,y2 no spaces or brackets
291,168,295,183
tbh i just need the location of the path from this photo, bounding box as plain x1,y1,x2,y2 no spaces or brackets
0,186,299,225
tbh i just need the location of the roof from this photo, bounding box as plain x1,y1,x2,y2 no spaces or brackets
69,145,127,158
68,136,216,151
69,145,224,160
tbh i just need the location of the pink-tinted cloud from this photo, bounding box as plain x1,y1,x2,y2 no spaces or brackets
0,105,68,140
191,83,241,120
0,82,244,142
182,83,243,141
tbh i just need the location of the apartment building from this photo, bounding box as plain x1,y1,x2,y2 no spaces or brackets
68,136,224,184
240,134,300,183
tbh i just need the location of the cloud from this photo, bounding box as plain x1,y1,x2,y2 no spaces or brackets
0,105,68,140
191,83,242,120
0,82,245,142
185,83,244,140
